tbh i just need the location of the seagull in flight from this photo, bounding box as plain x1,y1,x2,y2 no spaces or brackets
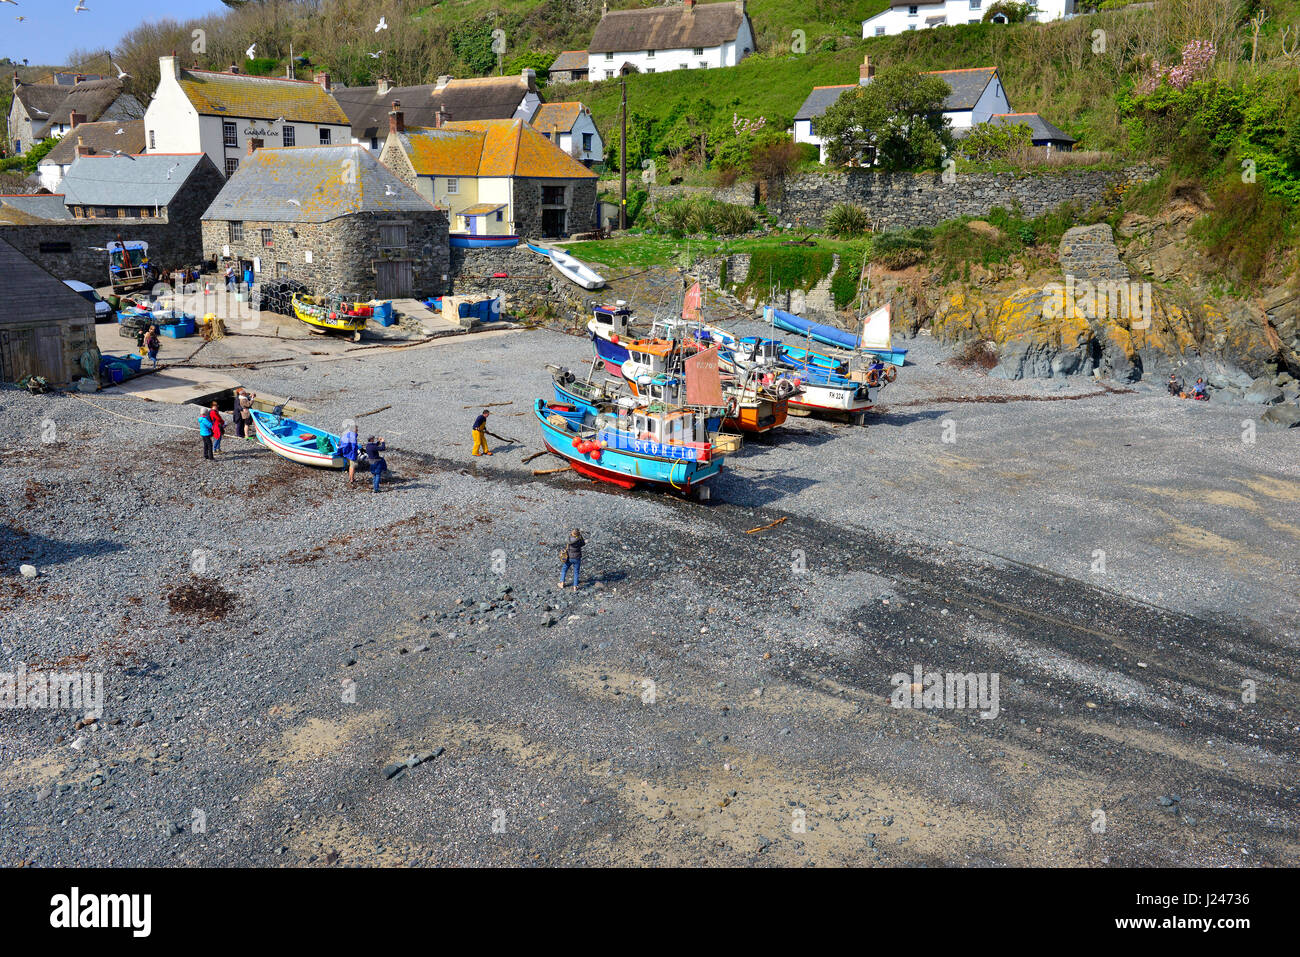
245,43,256,59
0,2,20,8
368,51,383,59
74,1,88,12
15,15,25,21
375,17,387,32
112,61,129,79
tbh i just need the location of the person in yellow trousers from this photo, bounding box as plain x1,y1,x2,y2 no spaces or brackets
472,409,492,456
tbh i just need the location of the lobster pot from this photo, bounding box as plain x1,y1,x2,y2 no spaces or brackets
714,433,744,455
849,368,874,384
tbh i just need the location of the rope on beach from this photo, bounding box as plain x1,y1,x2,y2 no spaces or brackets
65,392,200,432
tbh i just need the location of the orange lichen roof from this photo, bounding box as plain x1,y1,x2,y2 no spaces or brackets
399,119,597,179
178,69,350,125
530,102,583,133
459,202,507,215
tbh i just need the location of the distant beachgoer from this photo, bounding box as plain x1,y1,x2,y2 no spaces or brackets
558,528,585,590
237,389,255,439
339,425,361,484
472,409,492,457
365,435,387,492
1192,378,1207,400
243,265,253,288
198,407,215,460
224,264,236,291
1167,373,1182,397
206,401,225,453
144,325,160,368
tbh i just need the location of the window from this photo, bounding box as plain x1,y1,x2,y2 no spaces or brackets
379,224,408,247
495,210,503,222
282,125,295,147
604,52,613,61
542,131,551,140
646,49,655,58
370,137,379,150
908,4,918,14
605,70,614,79
875,26,886,35
699,61,707,69
223,121,237,147
678,64,688,70
446,178,459,195
229,222,243,242
319,128,331,145
261,228,274,247
582,132,593,151
908,24,917,30
542,185,566,205
224,157,239,178
693,47,704,55
646,68,655,74
276,262,289,279
140,208,151,218
149,129,156,150
970,0,981,7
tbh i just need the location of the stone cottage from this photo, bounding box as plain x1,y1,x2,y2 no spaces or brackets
7,73,140,156
379,111,598,239
200,144,450,300
0,235,97,385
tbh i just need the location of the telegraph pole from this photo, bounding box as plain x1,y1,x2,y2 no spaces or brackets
619,78,627,231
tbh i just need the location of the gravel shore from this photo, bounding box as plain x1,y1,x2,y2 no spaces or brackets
2,323,1297,867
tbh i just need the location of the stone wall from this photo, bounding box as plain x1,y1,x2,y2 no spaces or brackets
201,210,451,299
450,245,592,318
770,166,1157,230
646,181,761,207
513,177,599,237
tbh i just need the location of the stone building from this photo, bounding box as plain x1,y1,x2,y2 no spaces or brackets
587,0,755,79
547,51,590,85
200,144,449,300
0,235,97,385
7,74,140,155
37,118,147,192
334,72,541,154
0,152,224,283
379,111,598,239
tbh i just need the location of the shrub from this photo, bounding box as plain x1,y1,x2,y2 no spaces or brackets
830,249,868,308
956,122,1034,164
871,228,932,270
983,1,1031,22
1190,179,1292,282
646,195,756,236
825,203,870,238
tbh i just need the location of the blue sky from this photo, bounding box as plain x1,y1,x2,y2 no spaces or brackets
2,0,229,67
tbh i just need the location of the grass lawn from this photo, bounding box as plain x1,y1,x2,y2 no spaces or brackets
565,232,868,271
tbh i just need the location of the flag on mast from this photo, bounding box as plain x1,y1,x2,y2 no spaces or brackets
682,281,702,321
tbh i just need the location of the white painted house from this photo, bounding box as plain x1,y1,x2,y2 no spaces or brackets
144,56,353,179
863,0,1076,37
793,60,1012,163
588,0,755,80
530,102,604,168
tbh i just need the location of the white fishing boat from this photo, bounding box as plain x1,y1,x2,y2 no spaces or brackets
526,241,606,290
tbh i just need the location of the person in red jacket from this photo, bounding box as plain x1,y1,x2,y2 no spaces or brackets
206,401,225,453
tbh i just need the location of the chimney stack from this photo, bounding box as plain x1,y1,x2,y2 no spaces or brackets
435,75,451,91
159,55,182,81
70,112,86,129
388,100,404,136
377,75,391,97
247,139,257,156
435,107,450,129
12,72,20,94
859,55,874,85
75,135,90,158
314,71,331,92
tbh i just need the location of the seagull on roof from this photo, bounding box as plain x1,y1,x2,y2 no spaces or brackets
108,150,135,160
165,161,180,178
375,16,387,32
245,43,256,59
384,185,397,196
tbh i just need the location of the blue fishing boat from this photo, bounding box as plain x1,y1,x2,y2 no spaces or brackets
770,306,908,366
251,410,344,468
587,301,636,374
449,233,520,249
534,398,724,499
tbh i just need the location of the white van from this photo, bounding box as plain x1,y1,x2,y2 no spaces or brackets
63,280,115,322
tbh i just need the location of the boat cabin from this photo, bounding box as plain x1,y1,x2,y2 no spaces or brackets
737,337,784,367
592,301,634,337
598,405,711,449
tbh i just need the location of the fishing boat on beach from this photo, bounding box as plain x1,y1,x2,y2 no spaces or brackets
251,410,345,468
587,301,637,375
722,337,875,423
291,293,369,340
769,304,908,366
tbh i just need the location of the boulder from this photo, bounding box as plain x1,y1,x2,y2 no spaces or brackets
1244,377,1284,405
1260,403,1300,429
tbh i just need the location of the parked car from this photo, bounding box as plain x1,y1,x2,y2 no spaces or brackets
63,280,116,323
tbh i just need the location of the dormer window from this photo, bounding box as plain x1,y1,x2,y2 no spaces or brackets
908,5,919,14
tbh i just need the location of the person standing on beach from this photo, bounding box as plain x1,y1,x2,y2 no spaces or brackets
339,424,361,484
206,401,225,454
365,435,387,492
224,264,236,291
144,325,161,368
471,409,492,457
558,528,585,590
237,389,255,439
198,407,215,459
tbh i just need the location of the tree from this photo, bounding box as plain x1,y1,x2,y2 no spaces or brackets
956,121,1034,163
816,67,954,171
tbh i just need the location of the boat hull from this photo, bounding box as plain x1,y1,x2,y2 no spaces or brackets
725,397,788,433
789,382,872,416
772,308,908,366
534,399,721,491
292,295,367,334
449,234,520,248
588,327,631,375
251,410,345,468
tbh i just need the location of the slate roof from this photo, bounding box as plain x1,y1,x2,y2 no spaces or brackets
0,194,74,222
176,69,350,125
588,2,748,54
394,120,598,180
989,112,1076,144
0,235,97,326
530,102,586,134
921,67,1001,111
333,75,534,142
794,85,855,122
40,120,147,168
60,153,209,207
550,51,590,73
201,145,439,223
33,78,129,138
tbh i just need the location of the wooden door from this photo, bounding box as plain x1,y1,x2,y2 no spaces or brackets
375,260,413,298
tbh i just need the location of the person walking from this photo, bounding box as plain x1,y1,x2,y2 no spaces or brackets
471,409,492,457
237,389,255,439
558,528,585,590
365,435,387,492
339,424,361,484
224,263,236,291
144,325,161,368
206,401,225,453
198,407,215,460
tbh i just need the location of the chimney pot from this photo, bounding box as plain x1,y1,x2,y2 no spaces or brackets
389,100,404,135
75,135,89,158
70,112,86,129
314,72,331,92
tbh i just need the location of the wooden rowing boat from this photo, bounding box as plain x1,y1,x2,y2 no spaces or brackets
251,410,345,468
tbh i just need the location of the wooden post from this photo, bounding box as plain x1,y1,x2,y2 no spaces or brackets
619,79,627,231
